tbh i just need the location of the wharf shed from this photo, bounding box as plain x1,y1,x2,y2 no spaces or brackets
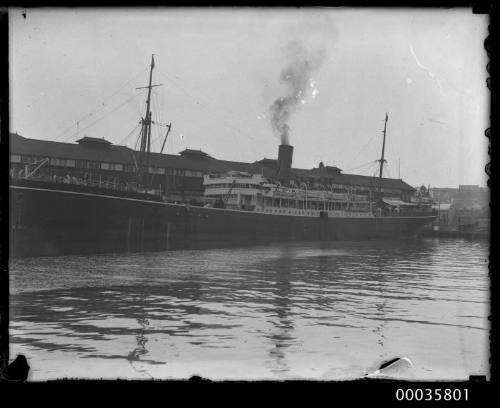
9,133,415,202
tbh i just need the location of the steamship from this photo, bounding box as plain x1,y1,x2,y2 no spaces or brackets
9,56,436,258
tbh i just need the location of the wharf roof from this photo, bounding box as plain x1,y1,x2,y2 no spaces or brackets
179,149,212,159
11,133,135,164
76,136,112,146
10,133,414,191
290,168,414,191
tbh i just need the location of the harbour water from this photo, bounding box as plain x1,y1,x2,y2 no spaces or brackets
9,238,489,381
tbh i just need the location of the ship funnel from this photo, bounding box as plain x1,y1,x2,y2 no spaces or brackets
276,144,293,184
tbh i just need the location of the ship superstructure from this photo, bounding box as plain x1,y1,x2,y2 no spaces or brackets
202,114,433,219
203,171,431,218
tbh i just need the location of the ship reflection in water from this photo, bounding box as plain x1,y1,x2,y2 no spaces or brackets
9,238,489,380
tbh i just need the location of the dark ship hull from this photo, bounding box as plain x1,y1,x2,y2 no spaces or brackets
10,179,436,258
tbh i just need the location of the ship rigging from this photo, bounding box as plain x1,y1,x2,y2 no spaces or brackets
9,55,436,258
377,112,389,202
135,54,172,185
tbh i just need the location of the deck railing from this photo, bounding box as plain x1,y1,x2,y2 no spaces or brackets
10,173,162,197
10,173,438,217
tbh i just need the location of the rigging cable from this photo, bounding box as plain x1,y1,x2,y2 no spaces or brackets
152,90,165,152
385,164,392,179
118,122,142,147
134,128,141,151
356,161,375,176
345,160,378,173
161,69,265,122
356,161,374,176
155,71,258,143
53,67,149,142
348,133,378,167
61,90,147,143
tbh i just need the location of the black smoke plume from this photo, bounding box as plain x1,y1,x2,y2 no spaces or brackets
270,41,325,145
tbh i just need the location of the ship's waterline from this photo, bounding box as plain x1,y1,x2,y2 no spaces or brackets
9,238,489,380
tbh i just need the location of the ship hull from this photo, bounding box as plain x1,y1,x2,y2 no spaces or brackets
9,181,436,258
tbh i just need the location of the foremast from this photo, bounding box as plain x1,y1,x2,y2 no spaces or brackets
377,113,388,202
136,54,162,184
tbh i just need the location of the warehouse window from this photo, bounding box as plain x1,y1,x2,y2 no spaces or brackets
10,154,21,163
107,163,123,171
185,170,203,177
50,158,66,166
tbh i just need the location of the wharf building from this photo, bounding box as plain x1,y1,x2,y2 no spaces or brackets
430,185,489,234
9,132,416,203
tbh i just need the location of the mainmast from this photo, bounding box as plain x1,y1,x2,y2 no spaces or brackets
377,113,388,200
136,54,162,183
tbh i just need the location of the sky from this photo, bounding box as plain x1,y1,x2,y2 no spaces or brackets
9,8,488,188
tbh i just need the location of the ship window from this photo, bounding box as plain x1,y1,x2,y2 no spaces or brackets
10,154,21,163
101,162,110,170
114,163,124,171
66,159,76,167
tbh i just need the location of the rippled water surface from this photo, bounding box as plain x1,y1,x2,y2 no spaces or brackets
9,238,489,380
